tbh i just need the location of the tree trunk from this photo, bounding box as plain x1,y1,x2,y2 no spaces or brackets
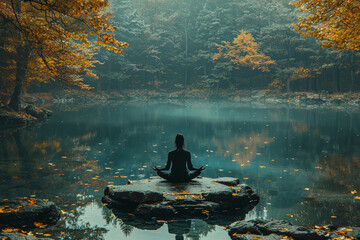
336,67,340,92
184,18,188,88
0,20,8,92
8,45,31,111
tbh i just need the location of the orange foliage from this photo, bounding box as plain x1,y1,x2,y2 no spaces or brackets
292,0,360,51
268,79,285,91
290,67,311,82
1,0,128,89
213,30,275,72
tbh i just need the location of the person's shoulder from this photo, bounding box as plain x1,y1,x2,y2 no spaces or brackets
183,150,191,155
168,150,177,155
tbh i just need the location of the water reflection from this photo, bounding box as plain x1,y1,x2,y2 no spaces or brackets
0,100,360,239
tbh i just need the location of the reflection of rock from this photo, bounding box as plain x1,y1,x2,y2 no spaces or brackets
102,177,259,228
228,219,360,240
0,198,61,228
0,232,53,240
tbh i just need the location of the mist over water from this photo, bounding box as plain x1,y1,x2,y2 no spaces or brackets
1,100,359,239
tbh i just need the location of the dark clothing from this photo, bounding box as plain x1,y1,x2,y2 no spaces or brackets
157,169,201,183
157,149,201,182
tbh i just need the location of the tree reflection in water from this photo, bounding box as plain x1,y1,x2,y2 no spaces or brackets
1,102,360,238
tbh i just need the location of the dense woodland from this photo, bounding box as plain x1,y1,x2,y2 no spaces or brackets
94,0,360,93
1,0,360,109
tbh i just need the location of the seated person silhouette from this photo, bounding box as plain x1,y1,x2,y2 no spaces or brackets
153,134,205,183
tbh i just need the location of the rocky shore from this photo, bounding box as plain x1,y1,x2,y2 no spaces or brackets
22,89,360,112
0,105,51,131
228,219,360,240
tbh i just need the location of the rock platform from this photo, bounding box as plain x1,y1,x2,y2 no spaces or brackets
0,232,53,240
0,198,60,229
102,177,259,227
228,219,360,240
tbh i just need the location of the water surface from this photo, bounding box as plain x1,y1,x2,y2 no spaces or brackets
1,100,359,239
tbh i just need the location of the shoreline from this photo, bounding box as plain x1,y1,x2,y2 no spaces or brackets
23,89,360,111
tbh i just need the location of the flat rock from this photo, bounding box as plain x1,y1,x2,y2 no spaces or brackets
228,219,360,240
229,219,320,240
102,177,259,226
231,234,286,240
0,232,53,240
0,198,61,228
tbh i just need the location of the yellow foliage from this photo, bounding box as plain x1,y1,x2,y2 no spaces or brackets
290,67,311,82
1,0,128,89
268,79,285,91
213,30,275,72
292,0,360,51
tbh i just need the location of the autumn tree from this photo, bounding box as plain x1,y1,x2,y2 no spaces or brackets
0,0,128,111
213,30,275,73
292,0,360,51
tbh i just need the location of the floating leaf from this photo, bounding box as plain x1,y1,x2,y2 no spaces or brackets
33,222,47,228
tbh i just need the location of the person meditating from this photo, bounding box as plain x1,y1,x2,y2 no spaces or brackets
153,134,205,183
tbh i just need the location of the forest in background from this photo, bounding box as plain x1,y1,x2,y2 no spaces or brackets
1,0,360,107
94,0,360,93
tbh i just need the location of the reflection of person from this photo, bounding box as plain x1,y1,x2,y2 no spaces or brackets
153,134,205,183
167,220,191,240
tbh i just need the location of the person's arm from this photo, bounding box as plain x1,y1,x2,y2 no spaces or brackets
157,152,172,171
186,152,199,171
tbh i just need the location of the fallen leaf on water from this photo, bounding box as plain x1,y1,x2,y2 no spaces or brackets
27,200,36,206
33,222,47,228
2,228,17,233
